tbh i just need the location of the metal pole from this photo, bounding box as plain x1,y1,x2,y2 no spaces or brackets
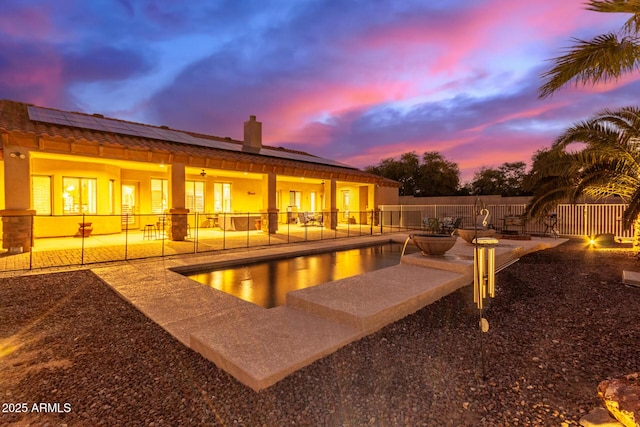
194,213,198,253
29,213,34,270
161,214,166,257
479,307,486,380
80,213,85,265
124,214,129,261
370,210,373,235
222,212,227,250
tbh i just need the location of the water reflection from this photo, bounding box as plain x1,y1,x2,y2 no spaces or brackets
188,243,415,308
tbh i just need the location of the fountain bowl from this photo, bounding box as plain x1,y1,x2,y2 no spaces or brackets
456,228,497,244
410,233,457,256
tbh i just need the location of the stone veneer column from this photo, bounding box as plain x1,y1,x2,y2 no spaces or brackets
261,173,278,234
2,146,34,253
323,179,338,230
166,208,189,241
0,209,35,253
167,163,189,241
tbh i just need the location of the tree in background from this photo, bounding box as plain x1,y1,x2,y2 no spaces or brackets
417,152,461,196
470,162,530,196
539,0,640,98
365,151,460,196
365,152,420,196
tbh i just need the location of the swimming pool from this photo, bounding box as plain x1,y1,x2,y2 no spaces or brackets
186,242,416,308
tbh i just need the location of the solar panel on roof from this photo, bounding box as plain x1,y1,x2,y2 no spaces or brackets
27,105,356,169
259,148,354,169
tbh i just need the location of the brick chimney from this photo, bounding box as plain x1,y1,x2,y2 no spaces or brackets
243,115,262,153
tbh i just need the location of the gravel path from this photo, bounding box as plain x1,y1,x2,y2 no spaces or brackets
1,239,639,426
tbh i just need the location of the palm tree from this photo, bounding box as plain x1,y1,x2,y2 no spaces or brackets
539,0,640,98
526,106,640,245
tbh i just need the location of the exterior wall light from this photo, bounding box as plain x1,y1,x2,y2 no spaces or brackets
10,151,26,159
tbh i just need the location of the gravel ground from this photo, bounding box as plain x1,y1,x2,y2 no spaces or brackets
1,239,639,426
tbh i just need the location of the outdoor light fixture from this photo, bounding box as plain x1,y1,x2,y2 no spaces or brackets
9,151,25,159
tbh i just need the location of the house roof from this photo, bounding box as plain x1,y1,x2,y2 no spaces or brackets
0,100,399,186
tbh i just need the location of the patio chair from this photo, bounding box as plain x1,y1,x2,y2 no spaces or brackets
298,212,309,225
308,212,322,226
298,212,313,226
443,217,462,234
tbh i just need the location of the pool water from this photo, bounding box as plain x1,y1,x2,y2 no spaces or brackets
186,242,416,308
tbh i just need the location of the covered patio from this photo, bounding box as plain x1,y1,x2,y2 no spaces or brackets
0,100,399,260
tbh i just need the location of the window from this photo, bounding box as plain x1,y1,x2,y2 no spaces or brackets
186,181,205,213
310,192,316,212
342,190,350,219
109,180,115,215
63,177,97,214
32,175,52,215
289,191,301,209
151,179,168,214
213,182,231,212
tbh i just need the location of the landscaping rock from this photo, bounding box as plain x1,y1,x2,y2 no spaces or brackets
598,373,640,427
580,407,624,426
1,240,639,425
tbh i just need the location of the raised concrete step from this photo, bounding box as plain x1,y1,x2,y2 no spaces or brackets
287,264,470,334
189,306,361,391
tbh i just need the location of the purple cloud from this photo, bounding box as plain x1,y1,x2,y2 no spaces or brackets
1,0,638,183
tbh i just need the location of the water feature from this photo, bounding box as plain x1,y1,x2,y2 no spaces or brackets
186,242,417,308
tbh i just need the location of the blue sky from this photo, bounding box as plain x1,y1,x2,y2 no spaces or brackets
1,0,638,181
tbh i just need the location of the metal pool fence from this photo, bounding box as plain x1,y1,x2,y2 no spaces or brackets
0,203,632,272
0,210,387,272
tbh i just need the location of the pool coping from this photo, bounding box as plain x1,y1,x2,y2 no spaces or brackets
91,234,567,391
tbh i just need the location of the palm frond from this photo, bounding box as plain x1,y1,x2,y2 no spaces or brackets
539,33,640,98
526,184,573,218
622,184,640,226
586,0,640,14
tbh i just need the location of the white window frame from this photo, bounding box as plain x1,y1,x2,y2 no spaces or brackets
32,175,52,215
62,177,97,215
151,178,168,214
214,182,232,213
186,180,205,213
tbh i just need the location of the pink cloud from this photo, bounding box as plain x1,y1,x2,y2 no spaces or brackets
466,102,568,134
261,80,414,144
0,5,57,41
0,44,64,106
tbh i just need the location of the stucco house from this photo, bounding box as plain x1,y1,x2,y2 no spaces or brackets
0,100,399,253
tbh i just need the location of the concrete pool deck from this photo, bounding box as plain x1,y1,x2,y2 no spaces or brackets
91,234,567,391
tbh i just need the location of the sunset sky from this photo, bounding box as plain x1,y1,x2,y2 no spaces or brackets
2,0,639,182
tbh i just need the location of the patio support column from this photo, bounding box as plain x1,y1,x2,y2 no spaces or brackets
261,172,278,234
1,145,35,252
323,179,338,230
166,163,189,241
